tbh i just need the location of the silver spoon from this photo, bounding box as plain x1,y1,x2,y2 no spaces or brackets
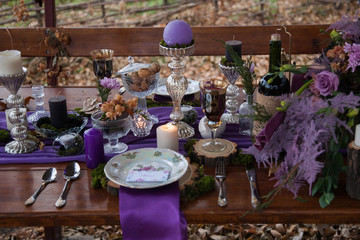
25,167,57,206
55,161,81,208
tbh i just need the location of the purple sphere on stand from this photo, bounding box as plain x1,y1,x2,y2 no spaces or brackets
163,20,193,46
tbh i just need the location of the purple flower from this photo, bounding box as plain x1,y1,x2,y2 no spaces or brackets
343,42,360,72
313,71,339,97
250,62,255,74
100,77,120,89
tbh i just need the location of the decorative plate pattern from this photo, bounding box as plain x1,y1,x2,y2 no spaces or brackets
104,148,189,189
155,79,199,96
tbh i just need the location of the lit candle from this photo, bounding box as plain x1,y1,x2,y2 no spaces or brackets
225,39,242,62
48,95,68,129
156,123,179,151
163,20,193,47
0,50,23,75
84,128,105,169
355,124,360,147
135,115,147,129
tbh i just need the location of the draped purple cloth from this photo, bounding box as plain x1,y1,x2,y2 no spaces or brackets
119,182,187,240
0,107,252,164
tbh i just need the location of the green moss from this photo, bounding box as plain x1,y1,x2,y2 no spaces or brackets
220,57,236,67
160,39,195,48
0,129,10,142
91,163,107,189
233,149,255,168
36,115,84,133
180,165,215,202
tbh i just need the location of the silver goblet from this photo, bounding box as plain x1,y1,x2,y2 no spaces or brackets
0,67,37,154
219,62,240,124
159,44,195,139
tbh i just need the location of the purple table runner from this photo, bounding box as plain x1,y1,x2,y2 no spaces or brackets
0,107,252,164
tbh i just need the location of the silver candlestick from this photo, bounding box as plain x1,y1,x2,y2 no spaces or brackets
159,44,195,139
0,67,37,154
219,62,240,124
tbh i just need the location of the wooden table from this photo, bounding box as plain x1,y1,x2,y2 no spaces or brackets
1,161,359,240
1,87,360,238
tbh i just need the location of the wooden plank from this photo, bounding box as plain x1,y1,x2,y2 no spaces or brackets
0,162,359,227
0,25,330,57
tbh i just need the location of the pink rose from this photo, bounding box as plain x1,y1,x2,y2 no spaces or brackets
313,71,339,97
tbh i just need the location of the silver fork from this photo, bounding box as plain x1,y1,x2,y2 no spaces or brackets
215,159,227,207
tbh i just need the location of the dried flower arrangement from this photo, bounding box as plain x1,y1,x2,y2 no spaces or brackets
99,93,137,121
245,13,360,211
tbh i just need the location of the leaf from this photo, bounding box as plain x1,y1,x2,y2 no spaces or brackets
24,96,34,106
295,197,308,202
312,177,324,196
330,29,340,39
319,192,335,208
0,102,7,109
326,177,332,193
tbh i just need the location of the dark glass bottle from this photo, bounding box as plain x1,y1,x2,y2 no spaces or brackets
258,34,290,96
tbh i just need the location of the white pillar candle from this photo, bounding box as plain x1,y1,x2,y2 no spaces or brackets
0,50,23,75
355,124,360,147
5,108,28,131
156,123,179,152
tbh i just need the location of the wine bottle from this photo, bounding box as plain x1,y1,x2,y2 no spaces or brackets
258,33,290,96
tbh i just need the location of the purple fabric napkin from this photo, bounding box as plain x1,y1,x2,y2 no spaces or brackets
254,111,286,151
119,182,187,240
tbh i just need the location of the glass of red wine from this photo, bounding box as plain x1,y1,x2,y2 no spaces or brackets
90,49,114,80
200,78,228,152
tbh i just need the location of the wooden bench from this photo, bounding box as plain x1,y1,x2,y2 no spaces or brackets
0,25,329,98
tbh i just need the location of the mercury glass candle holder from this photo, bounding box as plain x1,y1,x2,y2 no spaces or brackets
159,44,195,139
0,67,37,154
219,62,240,124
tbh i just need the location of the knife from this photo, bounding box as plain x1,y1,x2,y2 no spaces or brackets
246,164,261,208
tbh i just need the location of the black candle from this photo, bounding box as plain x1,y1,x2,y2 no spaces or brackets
49,95,68,129
225,40,242,62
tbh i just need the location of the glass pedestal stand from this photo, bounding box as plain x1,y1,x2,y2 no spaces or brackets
219,62,240,124
159,44,195,139
0,67,37,154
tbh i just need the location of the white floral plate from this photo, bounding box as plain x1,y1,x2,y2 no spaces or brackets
155,79,199,96
104,148,189,189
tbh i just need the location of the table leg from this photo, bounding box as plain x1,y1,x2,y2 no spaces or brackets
44,225,62,240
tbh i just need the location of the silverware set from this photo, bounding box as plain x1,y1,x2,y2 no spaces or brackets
24,161,80,208
214,159,261,208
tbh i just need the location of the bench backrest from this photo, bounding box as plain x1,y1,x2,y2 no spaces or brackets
0,25,329,57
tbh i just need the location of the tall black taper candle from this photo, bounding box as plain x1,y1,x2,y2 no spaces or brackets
225,40,242,62
49,95,68,129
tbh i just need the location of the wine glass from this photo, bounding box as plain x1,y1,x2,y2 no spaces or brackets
90,49,114,80
91,110,131,154
199,78,228,152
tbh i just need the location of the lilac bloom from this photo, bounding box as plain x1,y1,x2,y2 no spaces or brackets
100,77,120,89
